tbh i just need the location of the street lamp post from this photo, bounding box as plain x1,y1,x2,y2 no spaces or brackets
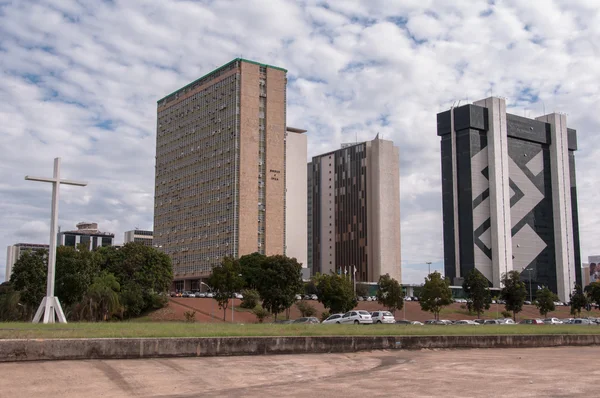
426,262,432,274
200,282,214,319
526,269,533,303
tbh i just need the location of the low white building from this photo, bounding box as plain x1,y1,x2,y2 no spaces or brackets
124,229,154,246
5,243,49,281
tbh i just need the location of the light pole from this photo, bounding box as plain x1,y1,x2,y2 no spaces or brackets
426,262,432,274
525,269,533,303
200,282,214,319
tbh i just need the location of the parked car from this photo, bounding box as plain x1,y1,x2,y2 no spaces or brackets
273,319,293,324
233,292,243,299
424,320,438,325
454,320,480,325
295,294,302,301
357,296,364,301
339,310,373,324
371,311,396,324
404,297,412,302
572,318,592,325
437,319,453,325
395,319,412,325
303,295,312,300
561,318,574,324
543,317,563,325
206,292,214,298
519,319,544,325
411,321,424,325
524,301,532,305
474,319,485,324
310,294,318,300
322,313,345,324
195,292,206,298
497,318,516,325
483,319,500,325
169,291,177,297
181,291,192,298
411,296,419,302
293,317,320,324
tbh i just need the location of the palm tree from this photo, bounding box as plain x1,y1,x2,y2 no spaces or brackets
83,272,121,321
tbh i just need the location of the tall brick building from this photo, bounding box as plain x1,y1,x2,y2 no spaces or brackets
154,59,303,291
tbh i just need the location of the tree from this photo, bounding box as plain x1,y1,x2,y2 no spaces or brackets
570,284,588,317
208,257,245,321
295,300,317,317
55,245,98,308
419,271,452,320
240,289,260,309
239,252,267,290
82,272,121,321
500,271,527,321
462,269,491,318
252,306,270,323
119,282,145,318
255,255,303,320
95,243,173,315
535,287,558,318
585,282,600,308
0,282,24,321
314,273,357,314
10,249,47,318
376,274,404,315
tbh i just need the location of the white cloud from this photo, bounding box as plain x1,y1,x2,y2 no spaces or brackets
1,0,599,283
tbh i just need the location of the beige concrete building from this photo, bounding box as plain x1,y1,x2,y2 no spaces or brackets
154,58,298,290
124,229,154,247
5,243,49,282
285,127,308,268
308,135,401,283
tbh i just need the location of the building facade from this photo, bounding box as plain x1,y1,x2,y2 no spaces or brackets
124,229,154,247
308,135,401,283
285,127,308,268
5,243,49,282
57,222,115,250
437,96,581,301
154,58,300,290
587,255,600,286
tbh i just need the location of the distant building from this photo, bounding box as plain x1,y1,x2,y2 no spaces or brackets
285,127,308,268
308,135,401,283
57,222,114,250
5,243,49,281
588,255,600,286
437,96,581,302
124,229,154,247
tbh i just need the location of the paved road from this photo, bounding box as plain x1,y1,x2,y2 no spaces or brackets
1,347,597,397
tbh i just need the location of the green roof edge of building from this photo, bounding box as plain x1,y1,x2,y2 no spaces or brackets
157,58,287,103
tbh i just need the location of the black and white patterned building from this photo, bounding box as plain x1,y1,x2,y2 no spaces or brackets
437,97,581,301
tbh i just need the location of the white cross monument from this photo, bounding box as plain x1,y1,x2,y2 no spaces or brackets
25,157,87,323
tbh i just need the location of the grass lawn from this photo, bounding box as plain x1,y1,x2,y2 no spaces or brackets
1,322,600,339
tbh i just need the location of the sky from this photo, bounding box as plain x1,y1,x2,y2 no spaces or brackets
1,0,599,284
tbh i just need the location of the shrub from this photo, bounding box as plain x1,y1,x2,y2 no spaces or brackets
501,310,512,319
184,310,196,323
320,311,330,322
252,306,270,323
240,289,260,309
295,300,317,317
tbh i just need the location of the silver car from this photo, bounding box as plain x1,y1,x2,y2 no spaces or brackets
371,311,396,324
339,310,373,324
322,313,345,324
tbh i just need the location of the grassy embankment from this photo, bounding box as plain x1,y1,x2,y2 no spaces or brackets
1,322,600,339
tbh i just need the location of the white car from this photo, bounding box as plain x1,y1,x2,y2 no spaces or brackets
206,292,214,298
543,317,563,325
371,311,396,324
322,313,345,324
339,310,373,325
195,292,206,298
310,294,318,300
233,293,243,299
454,320,480,325
405,297,412,301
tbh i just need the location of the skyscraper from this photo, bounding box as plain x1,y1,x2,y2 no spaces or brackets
154,58,301,291
308,135,401,283
437,96,581,301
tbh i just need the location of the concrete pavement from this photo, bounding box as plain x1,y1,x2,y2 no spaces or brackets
1,347,597,397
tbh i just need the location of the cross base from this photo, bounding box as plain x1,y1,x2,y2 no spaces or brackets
32,296,67,324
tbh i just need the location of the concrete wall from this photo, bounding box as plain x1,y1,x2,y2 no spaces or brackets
285,130,308,267
1,335,599,362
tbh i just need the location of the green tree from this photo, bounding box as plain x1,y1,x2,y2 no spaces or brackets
208,257,245,321
419,271,452,320
376,274,404,315
585,282,600,308
55,245,98,308
500,271,527,321
119,282,145,318
314,273,357,314
535,287,558,318
255,255,303,320
570,284,588,317
95,243,173,314
239,252,267,290
240,289,260,309
10,249,47,318
0,282,25,321
462,269,491,318
252,306,270,323
81,272,121,321
295,300,317,317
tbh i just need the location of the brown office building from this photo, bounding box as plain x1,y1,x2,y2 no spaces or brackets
154,58,290,291
308,135,401,283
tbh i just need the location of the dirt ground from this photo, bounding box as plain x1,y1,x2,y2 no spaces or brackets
150,297,600,323
1,346,598,397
